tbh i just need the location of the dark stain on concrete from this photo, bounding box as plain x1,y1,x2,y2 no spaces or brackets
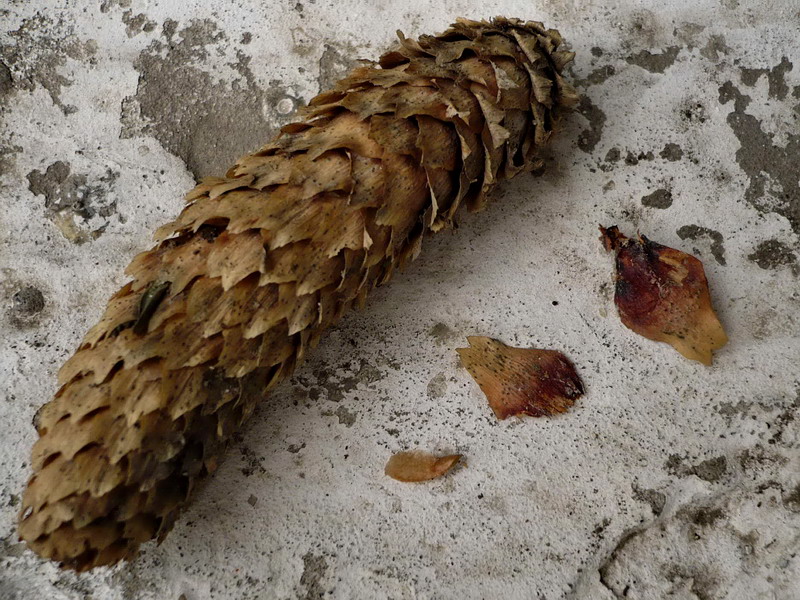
659,143,683,161
575,64,616,88
625,150,654,165
688,505,726,527
0,139,22,179
287,441,306,454
122,10,157,38
0,62,17,174
0,59,13,98
783,483,800,513
11,286,45,316
677,225,726,266
673,22,705,50
311,359,383,403
625,46,680,73
632,483,666,516
604,147,621,163
666,454,728,482
100,0,132,12
770,386,800,446
692,456,728,483
699,34,731,62
238,442,267,477
27,160,119,243
334,405,357,427
429,322,459,345
641,188,673,209
740,57,793,100
28,161,118,220
7,285,46,329
121,19,301,179
681,100,708,124
427,372,448,399
737,445,788,473
624,10,660,50
577,95,606,153
300,552,329,600
717,398,751,419
665,453,684,475
747,240,798,273
718,79,799,233
0,15,96,114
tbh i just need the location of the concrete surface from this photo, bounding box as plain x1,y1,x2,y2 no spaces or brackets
1,0,799,598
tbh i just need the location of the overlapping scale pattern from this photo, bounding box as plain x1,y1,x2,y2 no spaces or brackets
19,17,577,570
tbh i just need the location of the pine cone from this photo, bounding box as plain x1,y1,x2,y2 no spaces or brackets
19,16,577,570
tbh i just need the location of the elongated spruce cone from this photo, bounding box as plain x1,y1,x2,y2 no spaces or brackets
19,17,577,570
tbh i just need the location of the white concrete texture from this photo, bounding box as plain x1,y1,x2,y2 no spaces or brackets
1,0,798,598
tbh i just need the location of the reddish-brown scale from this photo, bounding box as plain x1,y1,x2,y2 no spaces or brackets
457,336,584,420
600,225,728,365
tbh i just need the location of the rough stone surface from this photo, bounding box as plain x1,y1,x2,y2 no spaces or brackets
1,1,798,599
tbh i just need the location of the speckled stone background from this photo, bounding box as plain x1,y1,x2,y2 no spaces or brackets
1,0,799,598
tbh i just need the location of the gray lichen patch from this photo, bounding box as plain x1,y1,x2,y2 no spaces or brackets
0,141,22,179
27,160,119,243
680,99,708,124
718,79,800,233
783,484,800,513
625,46,680,73
747,240,798,274
121,10,157,38
740,57,793,100
1,267,49,330
624,150,654,165
334,405,357,427
427,372,448,399
576,95,606,153
666,454,729,482
121,19,302,179
604,147,621,163
574,64,616,88
623,9,662,51
631,483,666,516
0,14,96,114
428,322,459,345
303,358,384,404
677,224,726,265
699,34,731,62
672,22,706,49
0,59,12,98
99,0,132,12
11,286,45,316
659,143,683,161
641,188,673,209
691,456,728,483
300,552,329,600
6,285,46,329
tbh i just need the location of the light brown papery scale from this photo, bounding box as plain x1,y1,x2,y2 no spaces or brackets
19,17,577,570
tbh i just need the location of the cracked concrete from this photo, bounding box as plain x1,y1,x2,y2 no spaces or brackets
1,1,799,599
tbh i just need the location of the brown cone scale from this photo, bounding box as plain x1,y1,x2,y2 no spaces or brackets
19,17,577,570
